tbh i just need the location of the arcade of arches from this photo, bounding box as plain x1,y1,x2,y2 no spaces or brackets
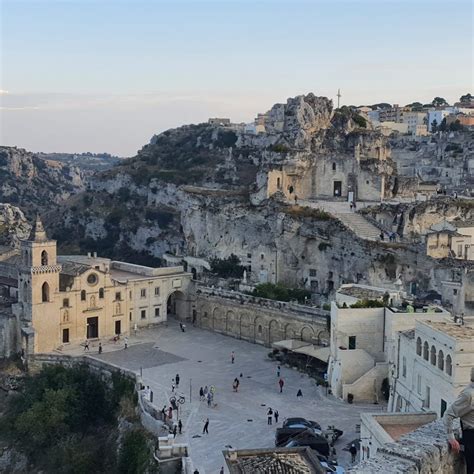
196,295,329,347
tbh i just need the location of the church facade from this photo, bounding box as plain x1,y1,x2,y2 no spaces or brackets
0,218,194,355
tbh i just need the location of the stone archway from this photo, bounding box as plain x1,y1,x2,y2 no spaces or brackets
254,316,266,344
167,290,187,321
269,319,281,344
301,326,315,343
240,313,252,340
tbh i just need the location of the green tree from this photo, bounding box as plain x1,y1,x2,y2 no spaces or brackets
406,101,423,111
209,254,245,278
118,429,156,474
432,97,448,107
459,93,472,103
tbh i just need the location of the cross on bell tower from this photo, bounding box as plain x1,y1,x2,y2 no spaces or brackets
337,89,342,109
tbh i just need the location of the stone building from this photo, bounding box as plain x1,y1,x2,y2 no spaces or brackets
328,284,450,403
0,217,193,355
389,317,474,417
426,220,474,260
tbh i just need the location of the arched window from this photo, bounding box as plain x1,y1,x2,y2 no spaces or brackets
81,290,86,301
99,288,104,299
430,345,436,365
332,162,336,171
446,355,452,376
438,350,444,370
423,341,429,360
258,325,262,334
41,250,48,266
41,282,49,302
416,337,422,356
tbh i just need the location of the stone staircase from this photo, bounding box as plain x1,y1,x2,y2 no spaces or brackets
334,212,381,241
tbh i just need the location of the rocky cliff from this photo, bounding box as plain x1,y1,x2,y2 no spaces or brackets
0,204,31,248
0,147,86,216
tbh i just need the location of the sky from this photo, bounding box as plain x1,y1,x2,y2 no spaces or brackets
1,0,472,156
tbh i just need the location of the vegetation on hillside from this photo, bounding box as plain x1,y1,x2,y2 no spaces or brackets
0,365,156,474
209,254,245,278
251,282,311,303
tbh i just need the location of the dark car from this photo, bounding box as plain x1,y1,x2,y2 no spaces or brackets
282,417,322,431
275,427,329,456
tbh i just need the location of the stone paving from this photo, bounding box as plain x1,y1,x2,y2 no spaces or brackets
69,322,385,473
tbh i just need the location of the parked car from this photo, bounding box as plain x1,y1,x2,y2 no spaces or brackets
282,417,322,431
277,428,330,456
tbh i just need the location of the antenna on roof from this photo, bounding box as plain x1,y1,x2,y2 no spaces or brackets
337,89,342,109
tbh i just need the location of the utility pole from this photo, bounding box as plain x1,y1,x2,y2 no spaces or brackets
337,89,341,109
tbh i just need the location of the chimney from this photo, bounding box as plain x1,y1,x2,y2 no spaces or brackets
87,252,92,258
93,252,97,258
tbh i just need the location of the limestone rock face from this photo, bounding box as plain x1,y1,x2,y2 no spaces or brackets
0,147,85,214
0,204,31,247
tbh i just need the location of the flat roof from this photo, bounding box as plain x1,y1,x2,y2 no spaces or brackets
421,320,474,340
380,422,431,441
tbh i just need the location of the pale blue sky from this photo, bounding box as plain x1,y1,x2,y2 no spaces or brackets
1,0,472,155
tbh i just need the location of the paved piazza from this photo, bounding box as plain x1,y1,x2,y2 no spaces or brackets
89,322,385,473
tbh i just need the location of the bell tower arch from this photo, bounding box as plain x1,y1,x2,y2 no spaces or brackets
19,216,61,354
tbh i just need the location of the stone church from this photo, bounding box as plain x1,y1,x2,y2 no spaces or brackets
0,217,193,356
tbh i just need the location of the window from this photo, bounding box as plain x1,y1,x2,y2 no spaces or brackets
446,355,452,376
87,273,98,285
258,325,262,334
423,341,429,360
154,287,160,296
430,345,436,365
81,290,86,301
328,271,333,279
402,356,406,378
99,288,104,299
62,328,69,344
129,312,132,321
247,253,252,259
41,250,48,266
140,289,147,298
438,350,444,370
277,177,281,188
332,162,336,171
425,386,431,408
129,291,132,299
457,244,463,257
115,292,121,301
62,298,70,308
417,375,422,394
416,337,422,356
309,269,317,277
141,310,146,319
155,307,160,318
41,282,49,302
261,254,264,260
453,289,458,295
348,336,356,350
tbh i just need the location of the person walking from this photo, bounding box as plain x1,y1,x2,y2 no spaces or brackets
219,467,224,474
349,444,357,463
233,378,239,392
178,419,183,434
173,424,177,438
350,201,353,211
199,386,204,401
203,418,209,434
98,342,102,354
277,365,281,377
161,406,167,422
180,322,186,332
175,374,180,387
379,231,384,241
443,367,474,474
124,336,128,349
203,386,208,396
353,201,357,210
168,406,173,420
296,388,303,399
231,351,235,364
207,392,212,407
278,378,284,393
84,340,90,352
267,408,273,425
274,409,279,424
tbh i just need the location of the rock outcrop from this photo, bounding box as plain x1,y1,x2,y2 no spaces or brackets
0,204,31,247
0,147,86,215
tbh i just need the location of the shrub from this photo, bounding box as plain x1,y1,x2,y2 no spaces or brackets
209,254,245,278
352,114,367,128
252,283,311,304
270,143,290,153
118,429,156,474
350,299,385,308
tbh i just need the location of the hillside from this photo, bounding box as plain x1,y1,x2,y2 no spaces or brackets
0,147,86,216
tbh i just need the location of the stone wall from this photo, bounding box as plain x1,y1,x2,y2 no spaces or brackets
348,419,465,474
195,287,330,346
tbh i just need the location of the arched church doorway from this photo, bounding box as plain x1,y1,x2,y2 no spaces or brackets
167,291,187,321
